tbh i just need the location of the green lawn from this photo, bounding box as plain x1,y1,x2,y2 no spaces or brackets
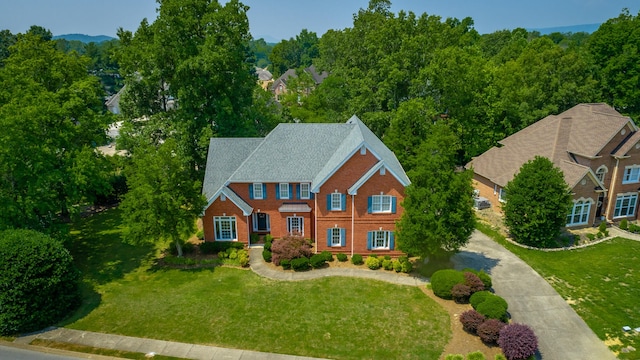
477,223,640,359
64,208,450,360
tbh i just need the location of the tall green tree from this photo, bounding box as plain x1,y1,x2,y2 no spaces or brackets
269,29,319,77
117,0,260,173
396,123,475,258
589,9,640,117
120,138,206,257
503,156,572,248
0,33,111,233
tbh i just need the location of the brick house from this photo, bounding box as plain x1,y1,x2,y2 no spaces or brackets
467,103,640,227
201,116,410,256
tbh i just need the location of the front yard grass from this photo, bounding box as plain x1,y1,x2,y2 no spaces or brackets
477,222,640,359
64,208,450,360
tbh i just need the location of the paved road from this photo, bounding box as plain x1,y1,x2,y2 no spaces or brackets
0,342,117,360
452,231,617,360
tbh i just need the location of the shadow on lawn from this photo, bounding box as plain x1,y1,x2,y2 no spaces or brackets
62,207,158,323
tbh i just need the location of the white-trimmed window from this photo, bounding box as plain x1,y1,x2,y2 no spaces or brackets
331,193,342,211
623,166,640,184
252,183,264,199
372,195,392,213
214,216,237,241
499,188,506,202
279,183,290,199
614,193,638,218
566,200,592,226
595,166,607,183
299,183,310,199
287,216,304,235
327,227,345,247
367,230,394,250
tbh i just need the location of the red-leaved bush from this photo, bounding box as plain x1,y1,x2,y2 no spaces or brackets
498,323,538,360
477,318,506,344
464,271,486,293
451,283,471,303
459,309,486,333
270,234,312,265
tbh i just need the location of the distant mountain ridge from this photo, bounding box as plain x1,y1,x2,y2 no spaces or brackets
526,23,601,35
52,34,116,43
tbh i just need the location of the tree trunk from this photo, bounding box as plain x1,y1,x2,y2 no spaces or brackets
174,238,183,257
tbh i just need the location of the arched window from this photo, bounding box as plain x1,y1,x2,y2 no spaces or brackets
566,199,592,226
595,166,608,183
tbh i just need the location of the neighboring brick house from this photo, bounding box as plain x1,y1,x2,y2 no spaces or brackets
467,103,640,228
201,116,410,256
271,65,328,102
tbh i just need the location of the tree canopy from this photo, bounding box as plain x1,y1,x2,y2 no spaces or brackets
503,156,572,248
396,123,475,258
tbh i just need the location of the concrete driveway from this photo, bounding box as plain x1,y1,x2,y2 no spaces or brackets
452,231,617,360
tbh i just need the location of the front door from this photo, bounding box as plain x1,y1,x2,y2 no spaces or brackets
254,213,270,232
595,194,604,218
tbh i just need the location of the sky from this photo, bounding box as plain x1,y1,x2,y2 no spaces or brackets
0,0,638,41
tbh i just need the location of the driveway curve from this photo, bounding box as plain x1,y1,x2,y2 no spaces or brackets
453,231,616,360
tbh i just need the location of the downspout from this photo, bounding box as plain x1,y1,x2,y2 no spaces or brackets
351,194,355,256
314,193,318,253
606,158,620,221
246,216,251,246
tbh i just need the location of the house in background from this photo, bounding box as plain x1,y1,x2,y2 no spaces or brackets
271,64,328,102
201,116,410,256
255,66,273,90
467,103,640,228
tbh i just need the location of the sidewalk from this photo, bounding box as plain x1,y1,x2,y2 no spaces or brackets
14,327,326,360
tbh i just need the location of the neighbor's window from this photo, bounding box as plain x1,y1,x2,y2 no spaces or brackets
566,200,591,226
614,193,638,218
623,166,640,184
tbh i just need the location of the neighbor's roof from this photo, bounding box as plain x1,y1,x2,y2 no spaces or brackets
202,116,410,205
467,103,635,188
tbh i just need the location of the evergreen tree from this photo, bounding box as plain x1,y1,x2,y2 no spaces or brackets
503,156,572,248
396,123,475,258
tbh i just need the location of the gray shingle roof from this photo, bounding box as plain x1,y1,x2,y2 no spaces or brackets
467,103,635,188
202,116,410,207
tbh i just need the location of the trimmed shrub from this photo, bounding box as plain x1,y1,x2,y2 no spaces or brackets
310,254,326,268
0,229,81,335
321,250,334,262
445,355,464,360
218,251,227,259
264,238,272,251
238,250,249,267
291,257,310,271
383,255,391,260
586,233,596,241
498,323,538,360
477,296,508,321
620,219,629,231
630,223,640,233
460,309,486,333
337,253,348,262
470,291,492,309
477,318,506,344
464,272,486,293
265,234,274,242
200,241,243,254
401,259,413,273
382,259,393,270
366,255,381,270
351,254,364,265
228,248,238,259
494,355,507,360
262,250,272,262
598,221,607,233
431,269,466,300
451,283,471,303
466,351,487,360
250,233,259,244
393,259,402,272
477,270,492,290
280,259,291,270
271,234,313,265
